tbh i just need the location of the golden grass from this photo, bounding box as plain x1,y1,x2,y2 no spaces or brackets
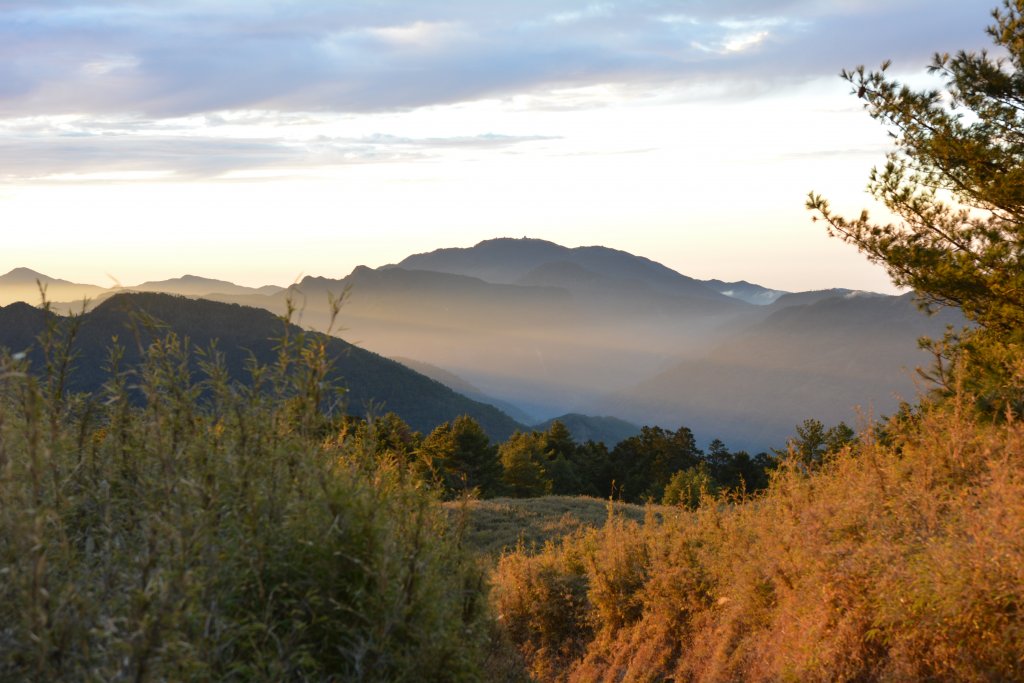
492,391,1024,681
446,495,659,560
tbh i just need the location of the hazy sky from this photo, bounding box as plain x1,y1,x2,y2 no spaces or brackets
0,1,993,292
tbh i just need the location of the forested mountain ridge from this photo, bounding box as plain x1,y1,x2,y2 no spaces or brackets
0,292,524,440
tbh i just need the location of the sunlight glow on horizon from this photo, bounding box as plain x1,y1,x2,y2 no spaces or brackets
0,1,989,294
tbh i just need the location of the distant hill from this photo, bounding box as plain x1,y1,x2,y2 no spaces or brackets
127,275,278,297
700,279,788,305
392,356,540,424
768,288,862,309
6,240,964,453
394,237,734,302
0,268,107,307
533,414,641,447
0,293,524,440
208,258,753,419
597,292,966,450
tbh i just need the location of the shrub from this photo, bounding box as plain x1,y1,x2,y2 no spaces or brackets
0,307,488,681
493,380,1024,681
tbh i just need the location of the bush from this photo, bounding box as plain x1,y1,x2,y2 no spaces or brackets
493,380,1024,681
0,309,488,681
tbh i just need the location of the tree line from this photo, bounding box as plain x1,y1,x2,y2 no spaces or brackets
340,411,855,506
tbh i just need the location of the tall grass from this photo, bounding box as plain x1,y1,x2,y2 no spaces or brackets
493,378,1024,681
0,302,487,681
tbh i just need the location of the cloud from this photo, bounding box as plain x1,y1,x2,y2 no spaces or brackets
0,1,992,118
0,116,553,181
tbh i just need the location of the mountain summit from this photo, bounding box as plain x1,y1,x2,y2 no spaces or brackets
0,268,107,306
394,237,731,301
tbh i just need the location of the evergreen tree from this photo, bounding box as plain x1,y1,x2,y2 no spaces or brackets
703,439,774,494
541,420,584,495
776,418,856,470
662,464,719,509
808,0,1024,411
499,431,552,498
420,415,502,498
611,426,702,502
574,440,614,498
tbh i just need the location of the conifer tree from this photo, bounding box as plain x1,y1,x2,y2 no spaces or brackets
420,415,503,497
808,1,1024,335
499,431,552,498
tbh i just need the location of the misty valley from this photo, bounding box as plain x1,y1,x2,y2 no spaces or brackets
0,237,962,453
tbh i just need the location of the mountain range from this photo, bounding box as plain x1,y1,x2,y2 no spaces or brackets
1,238,965,450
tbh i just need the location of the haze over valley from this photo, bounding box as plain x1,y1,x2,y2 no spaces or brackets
1,237,962,451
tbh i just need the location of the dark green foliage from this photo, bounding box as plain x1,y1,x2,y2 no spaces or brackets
703,438,775,493
808,0,1024,413
539,420,584,495
610,426,703,502
808,1,1024,334
775,418,858,470
494,420,774,503
662,463,718,508
496,422,620,500
499,431,552,498
341,411,423,461
571,440,614,498
421,415,504,498
0,307,489,680
531,413,640,450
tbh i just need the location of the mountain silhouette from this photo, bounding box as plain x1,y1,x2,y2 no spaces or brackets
0,292,524,440
0,268,107,307
128,275,281,297
532,413,641,447
394,237,733,302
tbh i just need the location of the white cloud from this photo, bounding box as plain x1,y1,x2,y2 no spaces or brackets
80,54,140,77
0,0,991,119
545,3,614,25
723,31,769,53
365,21,468,49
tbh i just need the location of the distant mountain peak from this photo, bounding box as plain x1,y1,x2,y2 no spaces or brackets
473,236,563,248
1,267,54,283
396,237,736,303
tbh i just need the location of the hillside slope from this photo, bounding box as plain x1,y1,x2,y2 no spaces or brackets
0,293,524,439
598,292,965,449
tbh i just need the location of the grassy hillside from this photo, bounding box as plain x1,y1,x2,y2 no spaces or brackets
447,496,656,559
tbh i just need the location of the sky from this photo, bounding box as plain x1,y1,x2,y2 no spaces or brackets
0,1,996,292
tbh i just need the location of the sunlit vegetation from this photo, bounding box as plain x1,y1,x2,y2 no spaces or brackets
492,385,1024,681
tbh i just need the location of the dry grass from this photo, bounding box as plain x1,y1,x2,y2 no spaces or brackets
492,389,1024,681
447,496,658,560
